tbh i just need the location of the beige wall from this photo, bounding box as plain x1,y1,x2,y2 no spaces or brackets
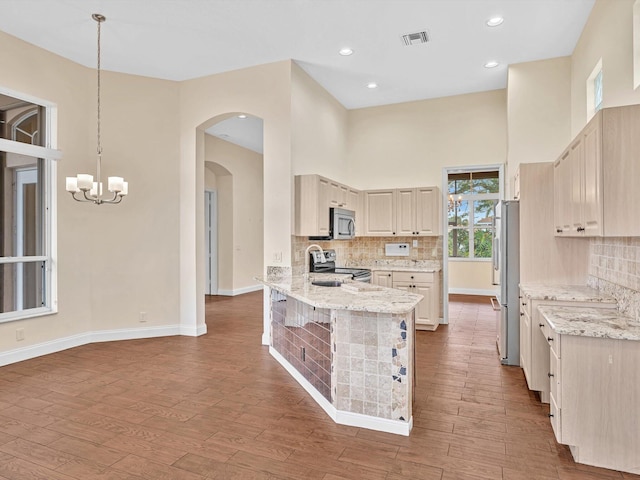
571,0,640,136
346,89,507,189
205,135,263,293
291,63,349,183
178,61,293,333
0,31,181,352
506,57,572,198
448,261,497,295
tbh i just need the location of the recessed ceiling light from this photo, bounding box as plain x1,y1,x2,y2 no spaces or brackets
367,82,378,89
339,47,354,56
238,114,247,119
486,16,504,27
484,61,499,68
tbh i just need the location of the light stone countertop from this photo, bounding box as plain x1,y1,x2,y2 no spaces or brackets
519,284,616,303
538,305,640,341
368,265,441,273
256,274,423,314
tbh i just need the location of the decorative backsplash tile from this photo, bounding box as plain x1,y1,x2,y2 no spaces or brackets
589,237,640,319
292,235,443,275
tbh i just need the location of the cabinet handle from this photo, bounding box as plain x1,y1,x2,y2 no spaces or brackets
521,302,526,306
577,227,585,232
548,373,554,378
539,323,544,327
392,232,396,235
548,413,554,418
410,275,414,279
520,312,524,316
547,337,554,342
556,228,563,233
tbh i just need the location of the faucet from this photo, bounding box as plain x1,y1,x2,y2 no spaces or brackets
304,244,324,280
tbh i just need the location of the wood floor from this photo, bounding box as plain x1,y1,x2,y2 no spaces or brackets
0,292,638,479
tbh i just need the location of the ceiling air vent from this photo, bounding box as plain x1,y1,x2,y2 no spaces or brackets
401,30,430,46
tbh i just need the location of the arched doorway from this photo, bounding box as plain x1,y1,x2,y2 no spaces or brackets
199,113,264,299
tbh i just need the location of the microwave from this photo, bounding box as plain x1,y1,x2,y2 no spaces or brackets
310,207,356,240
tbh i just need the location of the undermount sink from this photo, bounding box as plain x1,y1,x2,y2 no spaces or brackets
312,280,343,287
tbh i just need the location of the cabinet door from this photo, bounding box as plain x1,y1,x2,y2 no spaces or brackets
363,190,396,236
318,177,330,235
328,181,342,207
416,187,440,235
569,138,584,234
413,283,436,329
520,305,531,385
582,118,603,236
396,188,416,236
372,271,393,288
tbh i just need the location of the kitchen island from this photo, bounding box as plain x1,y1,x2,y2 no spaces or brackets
257,274,422,435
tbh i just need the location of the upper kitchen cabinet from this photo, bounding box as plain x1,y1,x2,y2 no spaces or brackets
294,174,361,237
601,105,640,236
363,189,396,236
364,187,440,237
553,105,640,237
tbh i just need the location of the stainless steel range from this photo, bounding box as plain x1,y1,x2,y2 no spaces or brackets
308,249,371,282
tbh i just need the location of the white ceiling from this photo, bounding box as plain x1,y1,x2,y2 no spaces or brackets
0,0,595,153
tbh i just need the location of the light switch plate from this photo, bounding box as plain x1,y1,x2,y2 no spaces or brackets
385,243,410,256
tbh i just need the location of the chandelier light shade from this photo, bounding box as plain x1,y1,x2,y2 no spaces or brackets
66,13,128,204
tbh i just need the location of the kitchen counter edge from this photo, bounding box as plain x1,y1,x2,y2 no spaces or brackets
256,275,423,314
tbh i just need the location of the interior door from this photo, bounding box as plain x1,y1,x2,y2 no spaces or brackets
205,190,218,295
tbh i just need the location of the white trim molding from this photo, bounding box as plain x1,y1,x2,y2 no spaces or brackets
215,284,263,296
449,288,498,297
0,324,190,367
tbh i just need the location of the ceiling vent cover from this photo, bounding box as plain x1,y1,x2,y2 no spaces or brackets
401,30,430,46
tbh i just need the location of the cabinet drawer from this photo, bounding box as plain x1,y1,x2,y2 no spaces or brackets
542,319,561,358
392,271,434,284
549,393,562,443
519,294,532,319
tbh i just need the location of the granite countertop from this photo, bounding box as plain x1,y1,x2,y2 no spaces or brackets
538,305,640,341
519,284,616,303
256,274,423,314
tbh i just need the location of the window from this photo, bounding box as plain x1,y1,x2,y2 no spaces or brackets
0,90,58,322
586,59,603,121
448,171,499,259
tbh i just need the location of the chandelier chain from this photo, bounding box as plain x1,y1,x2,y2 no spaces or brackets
96,16,101,156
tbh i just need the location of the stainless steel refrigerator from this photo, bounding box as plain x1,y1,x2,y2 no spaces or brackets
493,200,520,366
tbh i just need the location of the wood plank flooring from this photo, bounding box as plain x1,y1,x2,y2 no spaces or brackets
0,291,638,479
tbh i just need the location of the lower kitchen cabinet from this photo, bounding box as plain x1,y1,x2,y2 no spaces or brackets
372,271,393,288
373,270,440,331
541,316,640,474
519,288,616,404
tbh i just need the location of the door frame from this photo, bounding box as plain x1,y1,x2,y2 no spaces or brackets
441,163,504,324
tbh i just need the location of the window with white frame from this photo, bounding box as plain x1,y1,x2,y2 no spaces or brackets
0,90,58,322
586,59,603,121
447,171,499,259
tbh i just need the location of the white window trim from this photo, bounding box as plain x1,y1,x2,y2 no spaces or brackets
0,87,59,323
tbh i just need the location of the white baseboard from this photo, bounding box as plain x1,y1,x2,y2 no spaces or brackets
215,284,263,296
0,324,199,367
269,347,411,436
449,288,498,296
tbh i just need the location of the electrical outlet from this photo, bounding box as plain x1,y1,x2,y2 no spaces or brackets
16,328,25,341
412,239,418,247
139,312,147,323
273,251,282,263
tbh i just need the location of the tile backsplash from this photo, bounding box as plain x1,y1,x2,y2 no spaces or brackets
292,235,443,275
588,237,640,318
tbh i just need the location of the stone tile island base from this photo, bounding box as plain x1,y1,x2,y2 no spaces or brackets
269,290,414,436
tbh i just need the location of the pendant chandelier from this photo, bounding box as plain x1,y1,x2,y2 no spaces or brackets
65,13,128,204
